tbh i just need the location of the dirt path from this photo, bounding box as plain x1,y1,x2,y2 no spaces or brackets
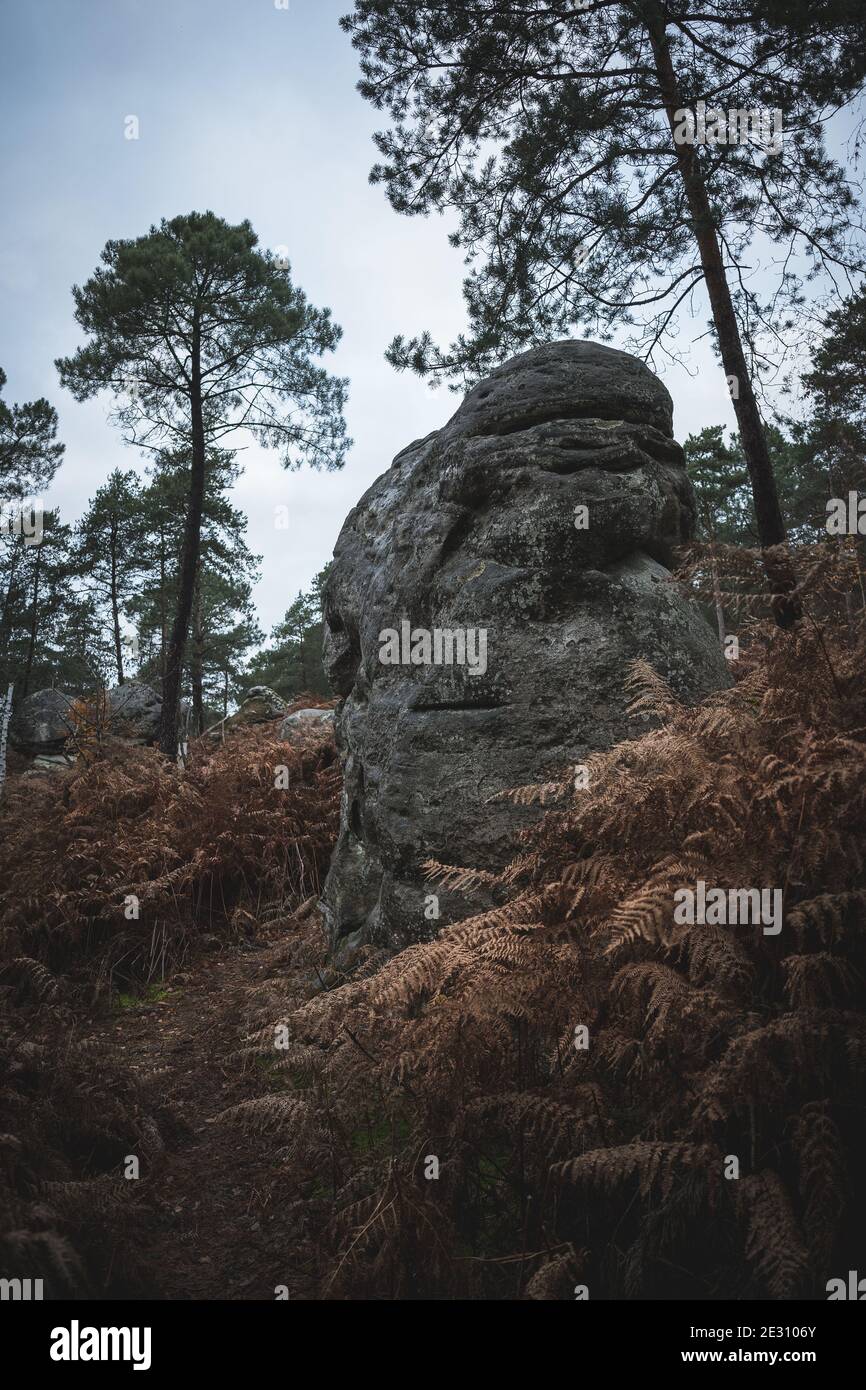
88,918,322,1300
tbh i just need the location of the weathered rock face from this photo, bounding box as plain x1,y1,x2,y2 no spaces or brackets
106,681,163,743
320,341,731,952
9,688,74,755
242,686,287,718
279,708,335,740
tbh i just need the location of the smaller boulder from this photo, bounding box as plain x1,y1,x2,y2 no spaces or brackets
279,708,335,740
206,686,287,739
9,689,74,755
31,753,73,774
243,686,288,718
106,681,163,743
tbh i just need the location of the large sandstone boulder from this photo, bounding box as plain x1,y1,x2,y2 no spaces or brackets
320,341,731,952
8,688,74,755
106,681,162,742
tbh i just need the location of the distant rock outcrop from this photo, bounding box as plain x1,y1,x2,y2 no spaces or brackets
106,681,163,743
279,708,335,740
206,686,287,739
10,682,174,767
9,688,74,757
319,340,732,952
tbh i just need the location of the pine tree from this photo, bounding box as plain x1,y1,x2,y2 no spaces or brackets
56,211,350,755
797,286,866,531
686,285,866,552
0,368,66,699
130,448,263,731
1,510,85,698
245,563,332,700
73,470,144,685
192,568,263,728
0,367,64,502
341,1,866,624
685,426,753,546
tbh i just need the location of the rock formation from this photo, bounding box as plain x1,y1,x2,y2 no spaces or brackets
320,341,731,953
205,686,287,739
106,681,163,743
279,708,335,740
9,688,74,760
10,682,178,767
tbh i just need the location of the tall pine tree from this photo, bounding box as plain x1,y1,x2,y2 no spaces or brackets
341,1,866,623
57,211,350,755
73,469,144,685
130,448,263,731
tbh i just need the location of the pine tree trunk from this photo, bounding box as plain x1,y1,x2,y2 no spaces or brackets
159,530,167,680
110,515,125,685
191,575,205,736
0,682,13,800
644,3,799,628
158,317,205,757
21,542,43,699
711,555,726,648
0,545,21,677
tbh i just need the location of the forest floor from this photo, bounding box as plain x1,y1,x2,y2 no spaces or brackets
85,917,323,1300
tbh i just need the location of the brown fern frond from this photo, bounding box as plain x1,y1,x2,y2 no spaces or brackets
524,1246,588,1300
493,780,567,807
420,860,498,892
736,1170,809,1299
787,892,866,947
792,1102,846,1269
553,1142,717,1200
782,952,860,1009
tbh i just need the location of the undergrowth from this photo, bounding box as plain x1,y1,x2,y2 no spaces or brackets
0,1002,174,1298
0,707,339,993
2,550,864,1300
238,544,866,1299
0,711,340,1297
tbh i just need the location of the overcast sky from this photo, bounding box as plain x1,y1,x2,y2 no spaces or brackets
0,0,833,635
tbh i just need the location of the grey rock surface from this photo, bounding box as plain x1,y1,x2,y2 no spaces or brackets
320,340,731,951
206,685,287,739
9,688,74,754
30,753,73,773
106,681,163,742
243,686,287,716
279,708,335,739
